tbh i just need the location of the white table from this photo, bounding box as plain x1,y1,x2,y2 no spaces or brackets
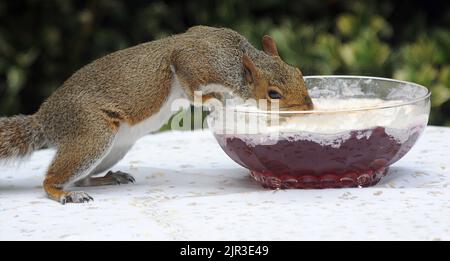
1,126,449,240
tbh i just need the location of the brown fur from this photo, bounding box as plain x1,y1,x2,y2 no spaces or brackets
0,26,312,204
0,115,46,160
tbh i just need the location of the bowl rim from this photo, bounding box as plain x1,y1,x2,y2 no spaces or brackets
226,75,431,114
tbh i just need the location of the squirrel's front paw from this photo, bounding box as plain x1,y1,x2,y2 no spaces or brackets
60,191,94,204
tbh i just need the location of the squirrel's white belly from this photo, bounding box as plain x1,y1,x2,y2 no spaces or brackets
93,74,188,174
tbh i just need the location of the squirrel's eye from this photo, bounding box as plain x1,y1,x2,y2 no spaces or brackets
268,90,283,99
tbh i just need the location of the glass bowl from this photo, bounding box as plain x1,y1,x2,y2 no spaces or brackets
207,76,431,189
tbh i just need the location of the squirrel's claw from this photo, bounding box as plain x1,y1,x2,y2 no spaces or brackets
105,171,135,185
60,191,94,204
74,171,135,187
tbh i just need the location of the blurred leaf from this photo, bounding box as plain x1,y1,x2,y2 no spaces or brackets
337,14,357,37
6,66,26,95
431,84,450,107
340,30,390,74
16,48,39,67
438,66,450,86
370,15,392,38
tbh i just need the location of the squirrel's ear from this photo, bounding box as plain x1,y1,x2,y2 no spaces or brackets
262,35,279,57
243,54,259,84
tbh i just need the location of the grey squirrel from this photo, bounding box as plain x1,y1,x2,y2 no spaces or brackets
0,25,313,204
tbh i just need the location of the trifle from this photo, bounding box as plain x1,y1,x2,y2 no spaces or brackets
208,76,431,189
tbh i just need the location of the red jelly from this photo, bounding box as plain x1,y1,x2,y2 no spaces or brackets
213,125,425,189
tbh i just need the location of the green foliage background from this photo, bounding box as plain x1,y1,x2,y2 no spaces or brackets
1,0,449,125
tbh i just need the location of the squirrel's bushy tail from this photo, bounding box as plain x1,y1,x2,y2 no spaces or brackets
0,115,47,161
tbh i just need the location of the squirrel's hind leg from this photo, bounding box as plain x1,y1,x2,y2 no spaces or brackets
43,130,116,204
75,171,135,187
75,130,136,187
